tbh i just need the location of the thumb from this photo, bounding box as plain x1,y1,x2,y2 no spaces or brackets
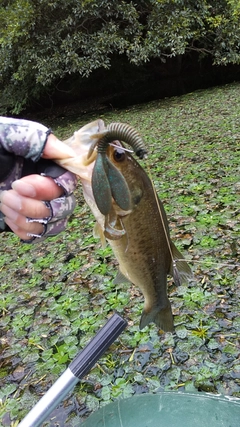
42,134,75,160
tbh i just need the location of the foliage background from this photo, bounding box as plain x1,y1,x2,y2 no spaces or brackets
0,82,239,426
0,0,240,114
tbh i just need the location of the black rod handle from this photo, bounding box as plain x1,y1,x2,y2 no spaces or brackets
18,313,127,427
69,312,128,378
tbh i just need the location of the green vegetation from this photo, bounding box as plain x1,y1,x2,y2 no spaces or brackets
0,83,240,426
1,1,240,113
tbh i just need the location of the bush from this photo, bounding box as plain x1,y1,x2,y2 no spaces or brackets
0,0,240,113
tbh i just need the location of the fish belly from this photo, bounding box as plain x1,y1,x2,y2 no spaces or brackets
110,211,174,332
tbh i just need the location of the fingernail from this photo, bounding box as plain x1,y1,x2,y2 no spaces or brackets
0,191,22,211
12,180,36,197
0,191,5,203
2,206,19,221
4,217,19,231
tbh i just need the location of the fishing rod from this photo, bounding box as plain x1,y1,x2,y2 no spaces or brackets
18,312,127,427
146,165,239,272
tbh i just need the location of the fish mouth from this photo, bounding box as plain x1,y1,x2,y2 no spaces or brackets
81,119,106,166
88,122,147,160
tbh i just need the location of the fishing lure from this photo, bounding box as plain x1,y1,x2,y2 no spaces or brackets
89,122,148,216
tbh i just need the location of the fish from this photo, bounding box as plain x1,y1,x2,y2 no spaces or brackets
55,120,192,332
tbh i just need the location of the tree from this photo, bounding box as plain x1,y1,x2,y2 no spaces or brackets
0,0,239,113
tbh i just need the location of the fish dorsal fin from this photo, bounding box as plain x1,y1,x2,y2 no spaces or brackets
169,241,192,285
113,270,131,285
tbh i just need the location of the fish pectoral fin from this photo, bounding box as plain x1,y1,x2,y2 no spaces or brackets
170,241,192,285
104,213,126,240
140,301,174,332
93,222,107,248
113,270,131,285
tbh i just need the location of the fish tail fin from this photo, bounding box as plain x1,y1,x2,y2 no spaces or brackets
140,302,174,332
170,241,192,285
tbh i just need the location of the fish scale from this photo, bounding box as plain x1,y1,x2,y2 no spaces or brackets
109,154,174,331
56,119,192,332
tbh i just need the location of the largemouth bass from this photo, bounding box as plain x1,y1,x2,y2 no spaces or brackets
56,120,191,332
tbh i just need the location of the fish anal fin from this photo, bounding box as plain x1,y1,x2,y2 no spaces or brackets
113,270,131,285
140,302,174,332
170,241,192,285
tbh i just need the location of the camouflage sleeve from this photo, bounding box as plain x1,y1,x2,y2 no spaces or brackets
0,116,51,162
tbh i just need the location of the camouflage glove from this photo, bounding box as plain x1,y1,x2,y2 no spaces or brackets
21,161,77,243
0,117,77,241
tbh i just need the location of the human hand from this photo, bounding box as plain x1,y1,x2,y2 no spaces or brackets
41,133,75,160
0,171,77,242
0,128,78,241
1,175,61,240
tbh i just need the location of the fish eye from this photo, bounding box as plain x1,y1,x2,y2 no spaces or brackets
113,148,126,162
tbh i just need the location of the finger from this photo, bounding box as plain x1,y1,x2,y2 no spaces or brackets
11,175,63,200
42,134,75,160
0,190,51,219
4,216,44,240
